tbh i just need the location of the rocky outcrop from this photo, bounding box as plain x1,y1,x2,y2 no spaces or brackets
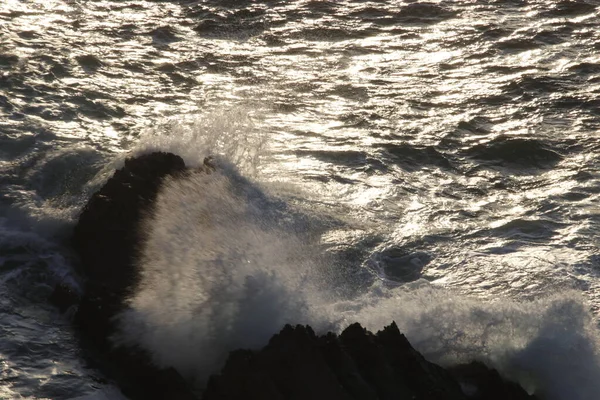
69,152,195,400
72,151,186,298
204,322,537,400
71,151,185,346
449,361,536,400
65,152,539,400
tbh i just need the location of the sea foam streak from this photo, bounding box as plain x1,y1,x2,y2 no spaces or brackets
115,115,600,399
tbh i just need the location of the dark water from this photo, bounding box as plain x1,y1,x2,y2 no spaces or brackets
1,1,600,399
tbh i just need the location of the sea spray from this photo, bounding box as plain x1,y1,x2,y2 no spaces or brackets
330,281,600,400
131,106,268,173
113,162,327,385
114,113,600,398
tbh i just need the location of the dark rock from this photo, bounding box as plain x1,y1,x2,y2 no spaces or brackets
70,152,194,400
450,361,535,400
72,151,185,299
72,151,187,347
205,322,538,400
49,282,80,313
206,325,350,400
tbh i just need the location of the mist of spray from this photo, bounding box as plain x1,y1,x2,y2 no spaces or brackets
331,281,600,400
113,163,327,385
131,106,268,173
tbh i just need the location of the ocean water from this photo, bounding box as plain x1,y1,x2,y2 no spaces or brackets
1,0,600,399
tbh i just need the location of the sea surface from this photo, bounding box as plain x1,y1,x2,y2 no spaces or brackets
1,0,600,399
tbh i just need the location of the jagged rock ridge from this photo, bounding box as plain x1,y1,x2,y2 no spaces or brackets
205,322,537,400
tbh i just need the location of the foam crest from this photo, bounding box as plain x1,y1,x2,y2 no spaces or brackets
131,107,267,174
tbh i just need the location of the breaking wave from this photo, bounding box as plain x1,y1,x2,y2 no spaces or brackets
112,149,600,400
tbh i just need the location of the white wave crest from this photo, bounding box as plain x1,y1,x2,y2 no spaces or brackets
131,106,268,174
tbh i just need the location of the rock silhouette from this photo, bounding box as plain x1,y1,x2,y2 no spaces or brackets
71,151,195,400
205,322,537,400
